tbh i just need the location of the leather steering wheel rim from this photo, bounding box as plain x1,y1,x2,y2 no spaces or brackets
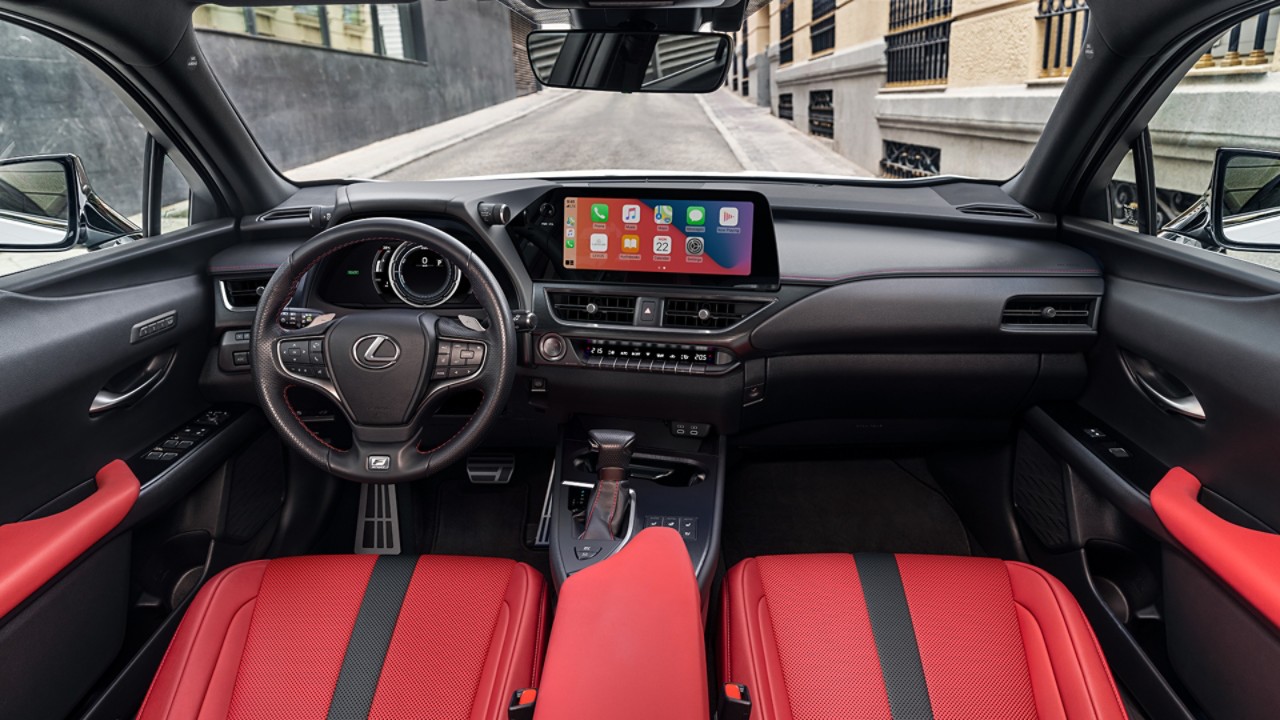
251,217,516,483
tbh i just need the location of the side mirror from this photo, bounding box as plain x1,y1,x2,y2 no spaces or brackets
1211,148,1280,251
0,154,139,252
528,31,731,94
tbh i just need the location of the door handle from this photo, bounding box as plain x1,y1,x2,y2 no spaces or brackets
1119,350,1206,421
90,350,175,415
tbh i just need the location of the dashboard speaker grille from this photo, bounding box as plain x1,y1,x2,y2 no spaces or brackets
222,276,273,309
662,299,765,329
1001,297,1096,328
548,293,637,324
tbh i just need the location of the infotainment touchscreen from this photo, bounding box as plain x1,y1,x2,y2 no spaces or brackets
561,196,755,276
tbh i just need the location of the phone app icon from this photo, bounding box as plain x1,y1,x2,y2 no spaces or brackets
621,235,640,253
565,238,575,249
686,206,706,226
719,206,739,227
686,237,705,255
590,204,610,223
622,204,641,224
654,205,673,224
590,233,609,252
652,235,672,256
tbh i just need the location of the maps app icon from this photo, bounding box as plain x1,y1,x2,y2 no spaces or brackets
654,205,673,224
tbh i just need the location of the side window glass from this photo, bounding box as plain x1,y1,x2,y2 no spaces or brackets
159,155,192,235
0,20,190,278
1109,7,1280,271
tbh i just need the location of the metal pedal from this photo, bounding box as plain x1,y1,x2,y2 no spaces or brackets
355,483,401,555
533,456,557,548
467,453,516,484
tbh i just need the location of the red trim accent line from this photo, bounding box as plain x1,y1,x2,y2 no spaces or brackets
1151,466,1280,629
0,459,139,618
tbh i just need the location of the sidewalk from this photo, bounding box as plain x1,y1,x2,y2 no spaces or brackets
698,89,872,177
288,89,575,181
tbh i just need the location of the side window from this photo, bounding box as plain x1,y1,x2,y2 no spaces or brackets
1109,7,1280,271
0,19,192,278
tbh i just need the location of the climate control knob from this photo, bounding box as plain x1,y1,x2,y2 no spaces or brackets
539,333,567,362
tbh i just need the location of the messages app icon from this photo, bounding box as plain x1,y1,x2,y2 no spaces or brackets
590,204,609,223
654,205,673,224
686,206,706,226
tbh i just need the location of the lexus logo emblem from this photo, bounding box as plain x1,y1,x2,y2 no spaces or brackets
352,334,401,370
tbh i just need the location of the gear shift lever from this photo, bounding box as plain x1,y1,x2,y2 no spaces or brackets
581,429,636,540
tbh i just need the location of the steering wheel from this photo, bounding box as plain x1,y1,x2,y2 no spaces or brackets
251,217,516,483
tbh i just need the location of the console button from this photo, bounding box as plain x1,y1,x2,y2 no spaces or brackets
637,299,659,326
644,516,663,528
661,517,680,529
679,517,697,542
744,383,766,405
575,544,603,560
539,333,567,362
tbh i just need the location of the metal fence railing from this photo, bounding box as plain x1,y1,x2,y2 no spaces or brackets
888,0,953,33
885,20,951,86
1194,10,1277,69
1036,0,1089,77
881,140,941,178
809,90,834,138
778,93,794,120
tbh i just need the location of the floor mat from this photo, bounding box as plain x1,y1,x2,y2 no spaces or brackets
722,457,972,567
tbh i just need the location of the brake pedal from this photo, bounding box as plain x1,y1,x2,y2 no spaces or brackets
355,483,401,555
467,453,515,484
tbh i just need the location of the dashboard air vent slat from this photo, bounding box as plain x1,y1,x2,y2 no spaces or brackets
222,276,273,309
549,293,638,325
1001,297,1096,328
956,203,1036,219
661,299,766,330
258,206,314,222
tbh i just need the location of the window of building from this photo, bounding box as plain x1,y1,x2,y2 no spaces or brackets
811,0,836,55
779,1,795,65
885,0,952,87
778,93,795,120
881,141,942,178
809,90,834,138
1036,0,1090,78
1106,7,1280,271
192,4,427,61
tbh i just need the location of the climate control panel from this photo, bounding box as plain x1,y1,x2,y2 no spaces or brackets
564,337,734,375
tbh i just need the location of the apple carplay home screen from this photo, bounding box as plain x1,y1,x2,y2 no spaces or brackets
561,196,754,276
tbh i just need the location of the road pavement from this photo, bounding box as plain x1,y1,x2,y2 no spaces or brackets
383,92,744,181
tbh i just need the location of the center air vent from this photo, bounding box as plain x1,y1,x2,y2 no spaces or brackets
222,276,273,310
662,299,766,329
548,293,638,325
1001,297,1097,329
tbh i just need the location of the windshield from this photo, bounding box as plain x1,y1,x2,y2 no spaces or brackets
195,1,1077,182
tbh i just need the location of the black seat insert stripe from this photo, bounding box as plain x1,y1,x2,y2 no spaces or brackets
327,554,419,719
854,553,935,720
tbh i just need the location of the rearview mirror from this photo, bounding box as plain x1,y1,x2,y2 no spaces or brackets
0,154,139,252
1211,148,1280,251
528,31,730,94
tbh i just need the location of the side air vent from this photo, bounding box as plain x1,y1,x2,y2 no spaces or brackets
956,203,1037,219
1002,297,1097,329
221,276,273,310
662,299,767,330
257,206,314,222
548,293,638,325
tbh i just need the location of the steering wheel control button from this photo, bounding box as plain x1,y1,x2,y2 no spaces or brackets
432,340,485,380
280,337,328,379
367,455,391,471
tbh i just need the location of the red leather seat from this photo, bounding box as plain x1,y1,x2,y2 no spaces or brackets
722,554,1127,720
138,554,545,720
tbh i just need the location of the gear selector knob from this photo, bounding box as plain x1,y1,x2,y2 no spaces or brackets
581,429,637,541
589,429,636,474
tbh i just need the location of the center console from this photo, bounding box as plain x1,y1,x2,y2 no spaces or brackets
548,418,724,602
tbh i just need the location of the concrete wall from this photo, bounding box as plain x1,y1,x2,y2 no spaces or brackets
1,3,517,217
200,1,517,172
774,38,887,170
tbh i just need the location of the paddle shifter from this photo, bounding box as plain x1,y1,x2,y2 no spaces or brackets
580,429,636,540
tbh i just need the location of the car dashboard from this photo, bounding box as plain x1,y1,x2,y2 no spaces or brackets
204,175,1103,446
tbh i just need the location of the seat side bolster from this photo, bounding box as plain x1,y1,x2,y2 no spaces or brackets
1006,561,1128,720
470,562,546,720
137,560,270,720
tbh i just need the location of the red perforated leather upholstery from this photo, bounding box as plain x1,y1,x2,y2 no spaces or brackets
722,554,1127,720
137,555,545,720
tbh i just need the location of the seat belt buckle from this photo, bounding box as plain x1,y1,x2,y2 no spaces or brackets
509,688,537,720
718,683,751,720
